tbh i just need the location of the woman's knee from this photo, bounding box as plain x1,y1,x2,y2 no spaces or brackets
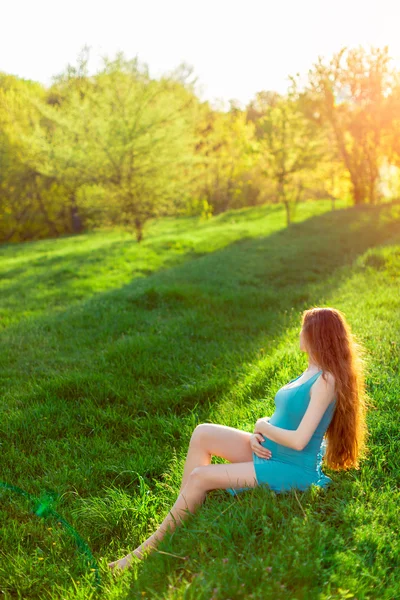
187,466,208,489
190,423,211,446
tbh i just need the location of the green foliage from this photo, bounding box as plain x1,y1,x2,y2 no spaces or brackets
2,45,399,243
0,200,399,598
191,103,259,214
254,82,328,225
307,46,398,205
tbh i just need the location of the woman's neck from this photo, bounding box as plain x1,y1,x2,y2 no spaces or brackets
306,359,322,372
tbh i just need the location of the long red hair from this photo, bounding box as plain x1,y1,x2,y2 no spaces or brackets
301,307,372,470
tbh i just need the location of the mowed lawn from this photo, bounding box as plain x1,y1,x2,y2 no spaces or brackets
0,199,399,600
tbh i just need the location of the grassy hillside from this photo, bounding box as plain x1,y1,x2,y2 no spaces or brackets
0,199,399,600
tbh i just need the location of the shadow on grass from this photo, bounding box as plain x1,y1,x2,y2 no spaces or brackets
0,200,367,321
1,201,400,599
2,201,400,461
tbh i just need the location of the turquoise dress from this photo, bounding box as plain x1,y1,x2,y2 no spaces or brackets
227,370,336,496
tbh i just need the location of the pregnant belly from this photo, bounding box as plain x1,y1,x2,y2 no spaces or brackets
259,437,316,472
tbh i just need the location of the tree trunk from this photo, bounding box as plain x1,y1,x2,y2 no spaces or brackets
134,217,143,242
284,200,291,226
35,185,59,237
368,169,378,204
70,192,83,233
278,178,290,226
352,181,365,205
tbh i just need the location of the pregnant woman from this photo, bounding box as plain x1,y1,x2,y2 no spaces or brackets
109,306,369,572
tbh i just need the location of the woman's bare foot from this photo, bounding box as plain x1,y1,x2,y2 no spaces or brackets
108,543,155,573
108,552,137,573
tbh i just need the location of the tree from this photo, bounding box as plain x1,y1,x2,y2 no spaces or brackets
19,52,200,242
191,102,258,214
0,74,64,242
255,82,325,225
93,55,199,240
307,46,396,205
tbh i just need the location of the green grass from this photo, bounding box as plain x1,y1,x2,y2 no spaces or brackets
0,198,399,600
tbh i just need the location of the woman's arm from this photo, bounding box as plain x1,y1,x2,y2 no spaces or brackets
254,419,298,449
254,374,335,451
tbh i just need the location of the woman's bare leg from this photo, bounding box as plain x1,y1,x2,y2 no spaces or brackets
179,424,270,493
108,424,271,572
108,462,257,572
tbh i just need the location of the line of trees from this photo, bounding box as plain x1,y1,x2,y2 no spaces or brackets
1,45,400,243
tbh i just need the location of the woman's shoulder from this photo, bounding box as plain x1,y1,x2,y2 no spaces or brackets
321,370,337,402
322,370,335,386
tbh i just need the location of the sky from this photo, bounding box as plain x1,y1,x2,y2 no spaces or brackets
2,0,400,109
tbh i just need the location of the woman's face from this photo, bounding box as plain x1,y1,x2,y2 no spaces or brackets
299,327,308,352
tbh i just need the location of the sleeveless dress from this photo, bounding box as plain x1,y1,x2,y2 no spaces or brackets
226,370,336,496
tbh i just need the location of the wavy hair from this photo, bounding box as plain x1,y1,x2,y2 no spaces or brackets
301,307,372,470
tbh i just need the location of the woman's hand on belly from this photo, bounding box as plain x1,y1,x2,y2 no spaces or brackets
250,433,272,459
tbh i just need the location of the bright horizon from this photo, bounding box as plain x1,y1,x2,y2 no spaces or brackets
3,0,400,108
